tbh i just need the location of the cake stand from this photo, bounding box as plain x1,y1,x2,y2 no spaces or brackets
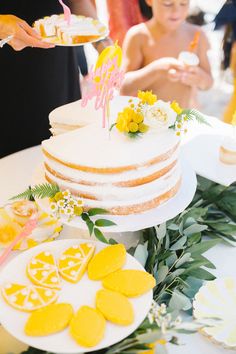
34,158,197,237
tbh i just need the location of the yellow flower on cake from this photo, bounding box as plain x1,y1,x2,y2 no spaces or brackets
171,100,183,115
138,90,157,105
144,100,177,131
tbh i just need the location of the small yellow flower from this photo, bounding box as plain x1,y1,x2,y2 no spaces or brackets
128,122,139,133
176,131,181,136
232,111,236,126
137,90,157,105
171,100,183,115
132,112,143,124
74,206,83,216
54,192,63,202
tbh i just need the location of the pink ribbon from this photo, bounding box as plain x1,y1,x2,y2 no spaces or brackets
58,0,71,25
0,217,38,267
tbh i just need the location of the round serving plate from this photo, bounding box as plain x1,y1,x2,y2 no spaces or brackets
0,239,153,353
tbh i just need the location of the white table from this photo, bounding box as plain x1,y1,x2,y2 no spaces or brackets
0,145,236,354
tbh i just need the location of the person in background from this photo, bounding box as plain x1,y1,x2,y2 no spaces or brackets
0,0,111,158
215,0,236,123
120,0,213,108
106,0,146,46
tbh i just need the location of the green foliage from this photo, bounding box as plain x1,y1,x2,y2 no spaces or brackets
82,209,116,244
181,109,211,126
10,183,60,201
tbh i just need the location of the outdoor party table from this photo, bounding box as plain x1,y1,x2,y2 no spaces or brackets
0,114,236,354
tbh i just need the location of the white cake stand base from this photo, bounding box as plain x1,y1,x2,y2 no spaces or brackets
34,159,196,246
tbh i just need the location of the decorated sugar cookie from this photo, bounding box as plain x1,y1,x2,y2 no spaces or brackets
27,251,61,289
70,306,106,347
1,283,58,312
193,277,236,349
96,289,134,325
88,244,126,280
102,269,156,297
25,303,74,336
58,243,95,283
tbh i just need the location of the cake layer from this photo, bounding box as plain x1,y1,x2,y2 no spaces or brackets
45,163,180,202
45,174,181,215
42,123,179,172
44,150,178,186
49,96,133,135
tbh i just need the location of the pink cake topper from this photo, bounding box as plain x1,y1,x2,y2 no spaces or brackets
0,216,38,266
82,56,124,128
58,0,71,25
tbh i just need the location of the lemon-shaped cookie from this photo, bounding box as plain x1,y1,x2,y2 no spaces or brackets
70,306,106,347
25,303,73,336
27,251,61,289
1,283,58,312
96,289,134,325
58,243,95,283
102,269,156,297
88,244,126,280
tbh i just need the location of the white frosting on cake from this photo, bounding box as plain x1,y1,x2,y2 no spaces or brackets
46,164,181,205
42,123,179,169
49,96,134,134
44,149,178,184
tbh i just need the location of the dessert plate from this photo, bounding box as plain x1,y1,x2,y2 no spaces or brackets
193,277,236,350
0,239,153,353
34,158,197,233
182,134,236,186
34,15,109,47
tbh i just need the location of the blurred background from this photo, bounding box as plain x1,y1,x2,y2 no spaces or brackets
83,0,233,119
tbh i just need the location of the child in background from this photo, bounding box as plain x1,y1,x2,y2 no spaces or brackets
120,0,213,108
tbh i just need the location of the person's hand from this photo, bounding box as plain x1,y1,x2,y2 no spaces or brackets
154,57,184,72
179,66,201,87
0,15,55,51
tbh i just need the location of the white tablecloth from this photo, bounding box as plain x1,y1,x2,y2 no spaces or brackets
0,145,236,354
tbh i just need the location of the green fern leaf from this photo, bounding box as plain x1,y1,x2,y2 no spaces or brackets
10,187,33,201
10,183,60,201
183,109,211,126
31,183,60,199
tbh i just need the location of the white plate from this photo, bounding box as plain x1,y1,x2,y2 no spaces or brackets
0,239,153,353
193,277,236,349
182,134,236,186
42,30,109,47
34,159,197,232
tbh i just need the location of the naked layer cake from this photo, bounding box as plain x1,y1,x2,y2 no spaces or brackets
42,96,181,215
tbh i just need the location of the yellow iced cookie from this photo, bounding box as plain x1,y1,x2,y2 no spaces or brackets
102,270,156,297
58,243,95,283
96,289,134,325
27,251,61,289
1,283,58,312
25,303,73,336
70,306,106,347
88,244,126,280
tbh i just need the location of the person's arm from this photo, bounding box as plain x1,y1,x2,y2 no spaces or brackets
0,15,54,51
120,27,184,96
180,30,213,90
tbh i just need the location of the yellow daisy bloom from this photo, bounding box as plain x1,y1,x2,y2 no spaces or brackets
138,90,157,105
171,101,183,115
